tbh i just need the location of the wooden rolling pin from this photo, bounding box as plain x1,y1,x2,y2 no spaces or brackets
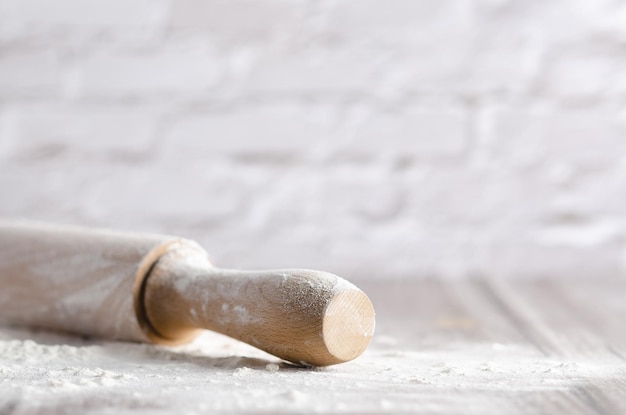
0,221,375,366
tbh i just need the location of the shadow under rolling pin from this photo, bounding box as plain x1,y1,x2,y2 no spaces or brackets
0,221,375,366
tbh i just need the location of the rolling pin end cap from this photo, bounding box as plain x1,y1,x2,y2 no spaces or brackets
320,286,375,365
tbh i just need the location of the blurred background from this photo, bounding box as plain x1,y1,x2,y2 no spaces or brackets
0,0,625,280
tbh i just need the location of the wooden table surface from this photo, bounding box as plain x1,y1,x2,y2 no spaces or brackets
1,277,625,414
362,277,626,414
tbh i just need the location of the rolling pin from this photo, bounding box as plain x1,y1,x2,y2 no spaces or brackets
0,221,375,366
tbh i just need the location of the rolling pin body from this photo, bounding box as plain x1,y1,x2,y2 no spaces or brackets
0,221,188,342
0,221,375,366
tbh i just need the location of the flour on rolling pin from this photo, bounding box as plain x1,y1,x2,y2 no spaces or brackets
0,221,375,366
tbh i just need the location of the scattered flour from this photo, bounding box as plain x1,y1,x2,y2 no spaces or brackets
2,323,626,414
232,367,254,377
265,363,280,373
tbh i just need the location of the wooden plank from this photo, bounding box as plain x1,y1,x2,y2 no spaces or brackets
362,278,626,415
361,279,536,350
3,277,626,414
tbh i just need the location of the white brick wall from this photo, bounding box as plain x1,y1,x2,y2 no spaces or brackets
0,50,63,95
80,42,221,98
1,0,625,280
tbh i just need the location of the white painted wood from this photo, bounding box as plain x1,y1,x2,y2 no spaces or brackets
1,278,625,413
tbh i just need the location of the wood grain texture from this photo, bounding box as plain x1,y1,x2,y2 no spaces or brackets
0,221,190,342
357,277,626,414
0,221,375,366
143,244,375,366
1,277,626,413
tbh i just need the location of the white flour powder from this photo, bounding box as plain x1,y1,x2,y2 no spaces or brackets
1,325,623,414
